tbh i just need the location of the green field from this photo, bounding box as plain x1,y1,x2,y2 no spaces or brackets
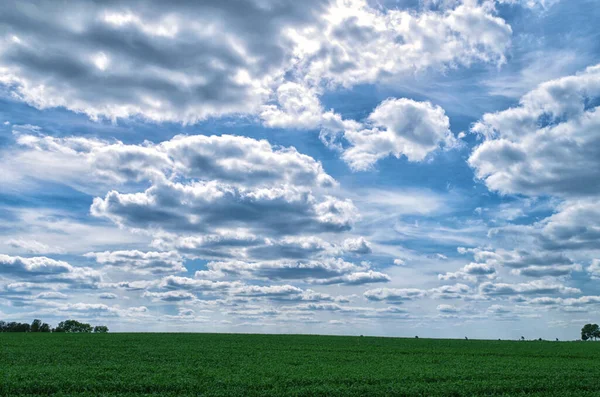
1,333,599,396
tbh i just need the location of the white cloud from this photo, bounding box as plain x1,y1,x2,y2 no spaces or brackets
85,250,186,275
91,181,357,236
5,239,64,254
437,304,459,313
342,237,372,254
364,288,428,303
340,98,457,170
0,0,328,123
0,254,100,288
293,0,511,88
479,280,580,296
439,262,496,282
6,133,336,190
0,0,511,126
202,258,387,285
470,64,600,197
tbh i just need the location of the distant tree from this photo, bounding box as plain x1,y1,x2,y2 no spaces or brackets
415,335,419,339
39,322,51,332
55,320,93,333
465,337,468,340
520,336,525,341
581,324,600,341
93,325,109,333
0,319,52,332
1,322,30,332
31,319,42,332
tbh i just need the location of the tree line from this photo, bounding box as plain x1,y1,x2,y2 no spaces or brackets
0,319,108,333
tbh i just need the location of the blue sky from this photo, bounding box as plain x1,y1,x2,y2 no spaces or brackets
1,0,599,339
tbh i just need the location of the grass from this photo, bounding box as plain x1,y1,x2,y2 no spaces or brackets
1,333,600,396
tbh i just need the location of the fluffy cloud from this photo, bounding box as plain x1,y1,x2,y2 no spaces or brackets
338,99,457,170
0,254,100,288
7,133,356,241
362,284,472,304
0,0,328,123
201,258,388,285
0,0,511,125
479,280,580,296
153,234,336,261
158,276,239,292
537,200,600,251
311,270,390,285
439,262,496,282
528,295,600,307
364,288,427,303
85,250,186,275
293,0,511,88
437,304,459,314
8,133,336,190
143,291,197,302
91,181,357,236
588,260,600,279
470,64,600,197
342,237,372,254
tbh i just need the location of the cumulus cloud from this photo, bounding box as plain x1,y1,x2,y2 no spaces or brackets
91,181,357,236
158,276,239,292
0,254,100,288
363,284,471,303
511,265,580,278
311,270,390,285
342,237,372,254
85,250,186,275
5,132,360,257
339,99,457,170
528,295,600,307
293,0,511,88
364,288,428,303
437,304,459,314
201,258,387,285
479,280,580,296
439,262,496,282
588,260,600,279
457,247,580,279
143,291,197,302
0,0,329,123
0,0,511,126
470,64,600,197
537,200,600,251
7,133,336,190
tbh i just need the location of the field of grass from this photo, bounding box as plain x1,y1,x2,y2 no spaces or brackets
2,333,600,396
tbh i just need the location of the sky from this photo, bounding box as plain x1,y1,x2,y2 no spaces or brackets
0,0,599,339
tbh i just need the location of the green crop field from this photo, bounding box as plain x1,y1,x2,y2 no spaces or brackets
1,333,599,396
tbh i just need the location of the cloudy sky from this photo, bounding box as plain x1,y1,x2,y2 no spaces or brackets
1,0,599,339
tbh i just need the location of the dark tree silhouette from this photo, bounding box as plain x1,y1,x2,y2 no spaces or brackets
54,319,93,333
0,321,30,332
581,324,600,341
31,319,42,332
93,325,109,333
1,319,105,333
